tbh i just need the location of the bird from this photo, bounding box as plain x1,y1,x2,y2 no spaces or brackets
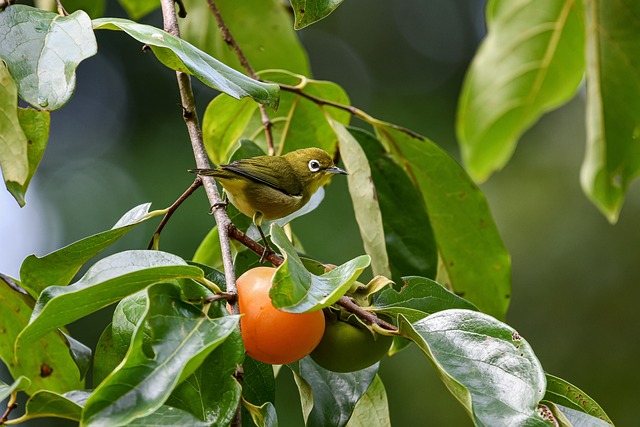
190,147,347,258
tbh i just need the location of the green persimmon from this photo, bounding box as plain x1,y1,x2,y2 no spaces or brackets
310,313,392,372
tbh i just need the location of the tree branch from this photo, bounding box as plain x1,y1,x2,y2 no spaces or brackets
158,0,238,305
206,0,275,154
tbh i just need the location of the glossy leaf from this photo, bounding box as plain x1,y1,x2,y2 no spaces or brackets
61,331,92,380
16,250,205,347
290,0,345,29
399,310,550,427
117,0,159,19
0,376,30,402
333,121,391,278
125,405,213,426
554,404,612,427
243,399,278,427
0,63,28,195
92,18,280,109
203,71,350,162
371,276,478,323
167,329,244,426
19,203,158,297
6,107,50,206
202,96,260,167
181,0,309,75
270,223,370,313
375,125,511,319
242,356,276,408
0,277,83,395
457,0,585,182
353,127,437,281
0,5,98,110
82,282,239,426
544,373,613,424
346,374,390,427
17,389,89,422
290,357,378,427
581,0,640,222
93,324,122,386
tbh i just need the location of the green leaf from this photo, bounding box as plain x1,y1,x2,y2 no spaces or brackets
0,62,28,193
553,404,613,427
61,331,92,380
371,276,478,323
93,324,122,386
16,250,205,347
581,0,640,222
125,405,213,426
19,202,158,298
242,357,276,408
243,399,277,427
192,225,224,270
16,389,89,422
332,121,391,278
399,310,550,427
167,329,244,426
346,374,390,427
291,357,378,427
544,373,613,425
0,376,30,402
457,0,585,182
353,127,437,281
82,282,239,427
203,71,350,163
290,0,345,30
92,18,280,109
117,0,159,19
202,96,260,166
0,277,83,395
269,223,370,313
5,107,50,206
0,5,98,110
375,125,511,319
181,0,309,75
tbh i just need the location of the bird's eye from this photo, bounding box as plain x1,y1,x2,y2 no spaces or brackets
308,159,321,172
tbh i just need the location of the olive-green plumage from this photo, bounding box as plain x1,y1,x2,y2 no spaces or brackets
192,148,347,224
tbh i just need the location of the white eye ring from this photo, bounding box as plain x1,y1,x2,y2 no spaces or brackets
308,159,321,172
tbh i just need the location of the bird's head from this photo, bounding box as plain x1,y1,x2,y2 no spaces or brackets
284,148,347,195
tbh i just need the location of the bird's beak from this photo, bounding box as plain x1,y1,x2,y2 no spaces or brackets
327,166,348,175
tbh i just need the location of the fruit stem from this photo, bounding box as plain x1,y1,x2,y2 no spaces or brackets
337,296,398,332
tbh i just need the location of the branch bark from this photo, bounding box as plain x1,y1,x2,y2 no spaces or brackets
159,0,239,305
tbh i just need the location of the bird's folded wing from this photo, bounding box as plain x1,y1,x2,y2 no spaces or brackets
222,157,303,197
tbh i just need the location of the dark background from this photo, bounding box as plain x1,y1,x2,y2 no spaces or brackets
1,0,637,425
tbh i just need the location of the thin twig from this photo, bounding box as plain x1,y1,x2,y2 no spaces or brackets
278,83,424,140
147,177,203,250
206,0,275,154
228,226,283,266
54,0,68,15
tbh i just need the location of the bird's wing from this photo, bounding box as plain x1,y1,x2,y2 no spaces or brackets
221,157,303,197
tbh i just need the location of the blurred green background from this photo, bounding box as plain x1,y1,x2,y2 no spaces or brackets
2,0,638,425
